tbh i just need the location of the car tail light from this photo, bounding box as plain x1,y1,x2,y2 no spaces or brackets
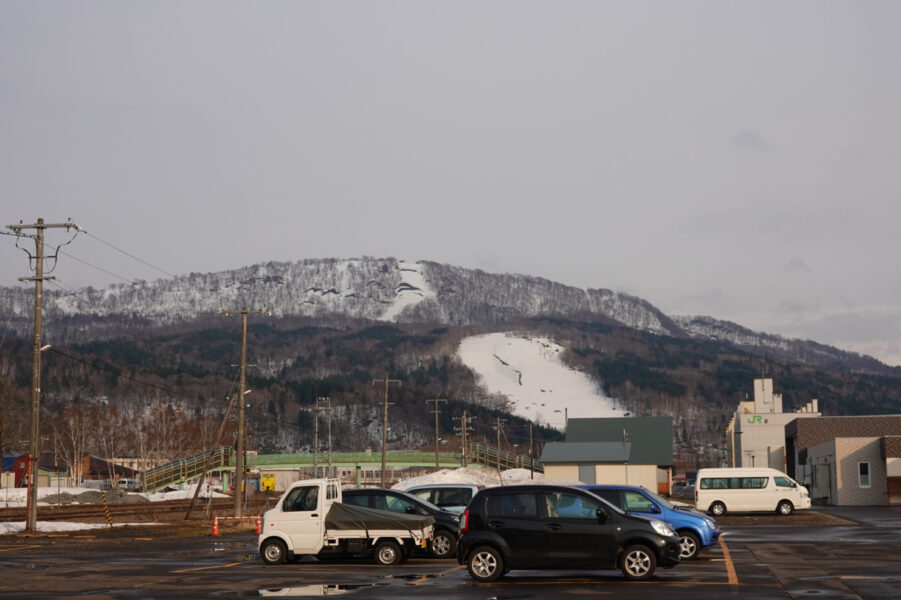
460,509,470,533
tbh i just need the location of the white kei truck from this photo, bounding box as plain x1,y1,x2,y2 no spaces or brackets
258,478,435,565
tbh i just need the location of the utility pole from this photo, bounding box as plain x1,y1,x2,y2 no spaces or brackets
529,422,534,480
372,377,400,487
426,397,446,469
313,404,319,477
221,305,268,517
5,218,80,533
315,397,331,477
454,410,474,467
495,417,507,473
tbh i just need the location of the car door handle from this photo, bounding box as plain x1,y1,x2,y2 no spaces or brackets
546,523,562,531
488,520,506,528
310,513,318,518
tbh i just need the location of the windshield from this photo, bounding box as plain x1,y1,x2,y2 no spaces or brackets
641,488,676,510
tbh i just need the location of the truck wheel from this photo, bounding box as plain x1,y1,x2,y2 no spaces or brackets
467,546,504,582
431,530,457,558
619,544,657,580
260,539,287,565
709,501,726,517
777,500,794,516
677,531,701,560
374,540,402,565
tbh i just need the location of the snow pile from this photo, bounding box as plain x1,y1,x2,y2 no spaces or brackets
392,466,583,491
0,483,227,507
0,521,160,535
457,332,627,430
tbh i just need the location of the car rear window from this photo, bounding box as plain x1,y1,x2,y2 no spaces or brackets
486,492,538,518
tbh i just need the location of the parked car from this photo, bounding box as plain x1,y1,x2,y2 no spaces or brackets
456,484,681,581
117,478,139,490
580,484,719,560
342,487,461,558
670,479,695,500
405,484,484,514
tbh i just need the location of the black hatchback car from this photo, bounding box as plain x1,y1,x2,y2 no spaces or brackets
342,487,461,558
456,484,681,581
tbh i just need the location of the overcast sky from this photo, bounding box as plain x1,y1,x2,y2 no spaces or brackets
2,2,899,365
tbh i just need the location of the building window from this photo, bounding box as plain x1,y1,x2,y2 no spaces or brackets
858,462,870,488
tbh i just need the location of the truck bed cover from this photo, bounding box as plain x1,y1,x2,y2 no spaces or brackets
325,502,434,532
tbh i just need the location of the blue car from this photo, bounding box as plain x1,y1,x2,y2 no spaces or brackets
580,484,719,560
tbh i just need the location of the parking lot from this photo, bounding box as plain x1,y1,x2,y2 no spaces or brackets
1,506,900,599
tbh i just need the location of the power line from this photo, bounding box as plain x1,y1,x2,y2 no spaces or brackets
58,249,135,284
82,230,176,278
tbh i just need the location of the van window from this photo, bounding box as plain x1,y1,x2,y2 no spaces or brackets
486,492,538,519
700,476,769,490
740,477,768,489
774,477,796,488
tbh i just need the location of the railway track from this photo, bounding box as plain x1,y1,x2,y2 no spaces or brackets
0,498,269,523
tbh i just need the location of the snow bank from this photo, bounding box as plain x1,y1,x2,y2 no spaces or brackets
392,466,583,490
0,483,227,507
0,521,162,534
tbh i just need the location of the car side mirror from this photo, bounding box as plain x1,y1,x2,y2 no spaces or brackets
650,505,661,514
596,509,608,523
405,506,416,514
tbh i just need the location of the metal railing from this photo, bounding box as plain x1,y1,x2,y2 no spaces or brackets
142,446,233,492
468,442,543,473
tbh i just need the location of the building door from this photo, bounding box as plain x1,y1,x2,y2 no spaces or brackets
578,464,595,484
888,478,901,506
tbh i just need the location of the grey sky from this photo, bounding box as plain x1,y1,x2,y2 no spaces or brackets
2,2,900,365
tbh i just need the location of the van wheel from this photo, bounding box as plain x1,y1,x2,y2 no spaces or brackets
260,539,287,565
374,540,402,565
619,544,657,580
777,500,794,516
677,531,701,560
467,546,504,582
709,501,726,517
431,530,457,558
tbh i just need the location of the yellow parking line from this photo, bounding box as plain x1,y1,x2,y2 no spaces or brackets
718,537,739,585
410,564,464,584
172,562,245,573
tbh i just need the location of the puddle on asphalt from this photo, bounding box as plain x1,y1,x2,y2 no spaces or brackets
227,583,387,597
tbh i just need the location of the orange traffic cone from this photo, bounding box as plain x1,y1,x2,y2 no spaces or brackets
255,515,261,535
212,516,220,536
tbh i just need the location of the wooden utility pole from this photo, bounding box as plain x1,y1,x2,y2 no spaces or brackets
495,417,507,473
427,397,446,469
372,377,400,487
221,305,267,517
529,422,534,480
5,218,80,533
455,410,474,467
314,397,331,477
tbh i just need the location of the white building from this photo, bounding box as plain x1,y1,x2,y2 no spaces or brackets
727,378,821,470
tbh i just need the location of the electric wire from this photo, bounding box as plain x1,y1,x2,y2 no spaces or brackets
82,230,176,279
57,249,135,284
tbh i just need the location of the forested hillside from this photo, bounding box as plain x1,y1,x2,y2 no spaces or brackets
3,313,900,482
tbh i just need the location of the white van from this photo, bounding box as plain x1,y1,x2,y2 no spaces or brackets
695,467,811,516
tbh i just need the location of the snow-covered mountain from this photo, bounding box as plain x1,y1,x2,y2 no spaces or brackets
0,257,891,373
